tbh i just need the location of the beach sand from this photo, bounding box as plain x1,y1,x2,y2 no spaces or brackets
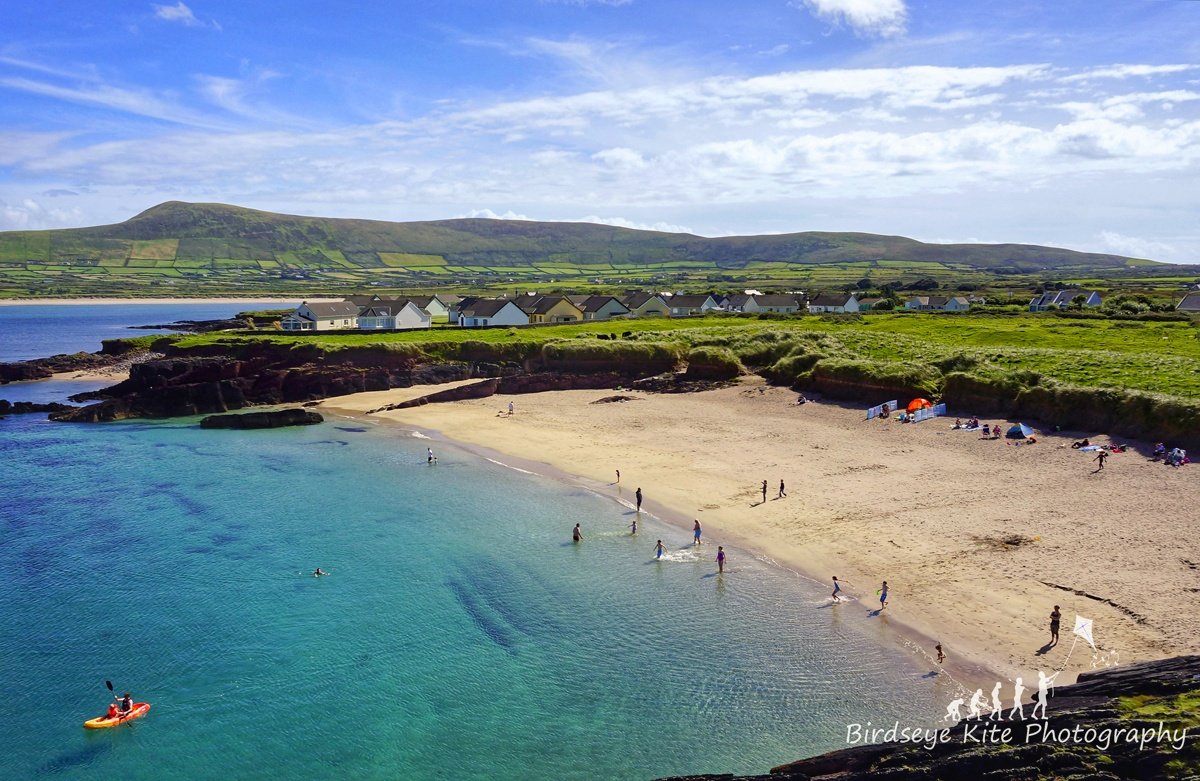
323,377,1200,685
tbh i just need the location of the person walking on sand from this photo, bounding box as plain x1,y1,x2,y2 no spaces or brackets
716,546,726,574
935,643,945,664
831,576,849,602
878,581,889,610
573,523,583,543
760,480,767,504
693,519,702,546
1049,605,1061,645
615,469,620,484
653,539,666,560
778,479,786,499
635,487,643,512
508,400,515,416
1093,450,1108,471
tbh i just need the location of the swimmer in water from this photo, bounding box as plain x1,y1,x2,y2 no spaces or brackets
313,568,327,577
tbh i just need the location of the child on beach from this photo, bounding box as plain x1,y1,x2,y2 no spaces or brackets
654,540,666,559
936,643,945,664
1050,605,1061,645
630,517,637,534
878,581,889,609
693,519,702,545
831,576,848,602
716,546,726,573
761,480,767,503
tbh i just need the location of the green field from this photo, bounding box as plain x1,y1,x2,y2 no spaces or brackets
167,312,1200,399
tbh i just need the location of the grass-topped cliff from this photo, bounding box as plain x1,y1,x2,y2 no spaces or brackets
0,202,1173,298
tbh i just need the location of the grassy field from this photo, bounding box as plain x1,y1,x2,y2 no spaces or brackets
167,312,1200,399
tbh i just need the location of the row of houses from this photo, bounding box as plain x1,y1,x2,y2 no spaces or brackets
281,290,987,331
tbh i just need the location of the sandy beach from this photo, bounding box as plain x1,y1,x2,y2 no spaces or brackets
322,378,1200,687
0,297,336,306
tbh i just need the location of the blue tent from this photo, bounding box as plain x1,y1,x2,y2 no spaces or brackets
1006,422,1034,439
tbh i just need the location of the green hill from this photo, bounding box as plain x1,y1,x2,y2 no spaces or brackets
0,201,1167,298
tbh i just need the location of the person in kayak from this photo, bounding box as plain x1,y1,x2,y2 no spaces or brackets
105,702,119,720
115,692,133,715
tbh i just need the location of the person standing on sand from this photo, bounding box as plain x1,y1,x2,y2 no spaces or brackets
635,487,643,512
508,400,514,416
761,480,767,504
879,581,889,610
1049,605,1061,645
716,546,726,573
654,539,666,559
573,523,583,543
693,519,702,546
615,469,620,484
1093,450,1108,471
778,479,786,499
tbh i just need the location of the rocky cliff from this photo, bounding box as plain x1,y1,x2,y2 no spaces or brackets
658,656,1200,781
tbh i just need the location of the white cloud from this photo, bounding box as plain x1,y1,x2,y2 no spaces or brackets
576,215,694,233
796,0,907,38
1061,64,1197,83
463,209,534,220
153,2,199,25
1098,230,1178,260
152,2,219,30
0,197,83,230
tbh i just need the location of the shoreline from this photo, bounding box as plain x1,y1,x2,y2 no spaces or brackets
319,380,1200,690
0,297,337,307
320,388,1003,693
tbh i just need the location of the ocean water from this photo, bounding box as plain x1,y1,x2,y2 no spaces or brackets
0,301,297,362
0,306,951,780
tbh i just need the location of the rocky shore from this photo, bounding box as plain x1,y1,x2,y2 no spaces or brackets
657,656,1200,781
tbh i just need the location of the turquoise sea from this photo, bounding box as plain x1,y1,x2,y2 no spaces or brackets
1,305,950,780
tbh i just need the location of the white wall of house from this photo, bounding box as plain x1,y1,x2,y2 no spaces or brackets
396,302,432,330
459,301,529,327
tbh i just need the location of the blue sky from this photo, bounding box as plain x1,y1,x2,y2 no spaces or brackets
2,1,1199,262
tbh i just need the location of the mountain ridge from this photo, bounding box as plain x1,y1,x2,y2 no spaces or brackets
2,200,1154,271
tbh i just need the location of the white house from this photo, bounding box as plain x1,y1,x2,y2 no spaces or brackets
357,300,432,330
458,299,530,327
1029,289,1103,311
666,294,719,316
749,294,801,313
407,295,450,320
807,294,860,314
281,301,360,331
905,295,971,312
573,295,631,321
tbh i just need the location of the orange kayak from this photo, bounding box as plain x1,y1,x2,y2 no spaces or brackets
83,702,151,729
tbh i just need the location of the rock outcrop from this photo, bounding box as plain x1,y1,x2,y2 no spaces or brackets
200,408,323,429
0,400,74,415
656,655,1200,781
